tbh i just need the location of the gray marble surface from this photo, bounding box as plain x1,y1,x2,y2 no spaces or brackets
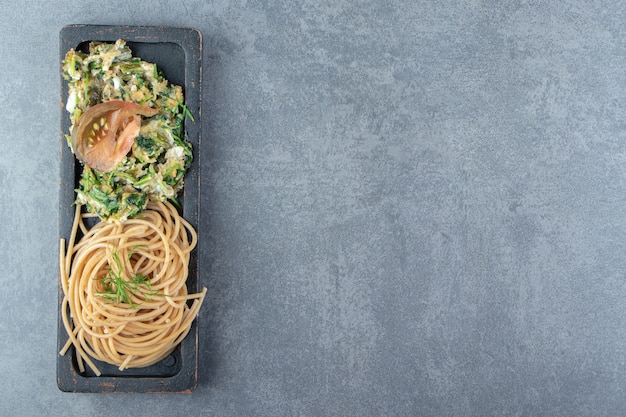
1,0,625,415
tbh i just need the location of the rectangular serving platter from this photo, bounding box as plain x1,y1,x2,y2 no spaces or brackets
58,24,202,393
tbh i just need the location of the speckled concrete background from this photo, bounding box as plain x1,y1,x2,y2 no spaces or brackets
1,1,625,415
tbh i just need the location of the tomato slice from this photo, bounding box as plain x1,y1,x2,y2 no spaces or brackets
71,101,159,172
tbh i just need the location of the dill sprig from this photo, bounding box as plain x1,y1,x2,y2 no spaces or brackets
94,245,165,308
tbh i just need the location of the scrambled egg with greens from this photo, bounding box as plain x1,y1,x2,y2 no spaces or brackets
62,40,193,222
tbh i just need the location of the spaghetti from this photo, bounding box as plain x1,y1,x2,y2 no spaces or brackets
59,200,206,375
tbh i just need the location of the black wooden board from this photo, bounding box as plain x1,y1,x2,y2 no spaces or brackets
57,24,202,393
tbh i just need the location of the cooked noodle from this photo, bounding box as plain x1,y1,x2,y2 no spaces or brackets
59,200,206,375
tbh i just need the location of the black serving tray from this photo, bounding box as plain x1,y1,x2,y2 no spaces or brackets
57,25,202,393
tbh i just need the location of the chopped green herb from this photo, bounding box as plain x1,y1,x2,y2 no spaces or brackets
178,101,195,122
